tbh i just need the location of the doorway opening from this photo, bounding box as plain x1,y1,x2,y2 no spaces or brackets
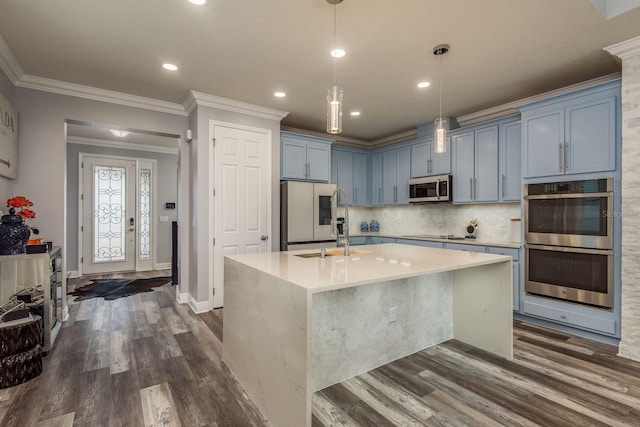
66,121,180,277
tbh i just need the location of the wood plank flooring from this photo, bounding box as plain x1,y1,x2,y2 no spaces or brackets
0,272,265,427
312,321,640,426
2,271,640,426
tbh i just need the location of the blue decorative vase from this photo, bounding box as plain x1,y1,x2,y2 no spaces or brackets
0,208,31,255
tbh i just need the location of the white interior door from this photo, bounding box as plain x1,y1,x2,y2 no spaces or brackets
213,124,271,308
82,156,136,274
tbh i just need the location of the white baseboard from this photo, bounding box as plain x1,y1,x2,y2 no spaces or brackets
155,262,171,270
176,292,189,304
67,270,81,278
62,306,70,321
188,295,213,314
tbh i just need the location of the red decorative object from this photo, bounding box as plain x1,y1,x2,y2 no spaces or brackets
6,196,36,220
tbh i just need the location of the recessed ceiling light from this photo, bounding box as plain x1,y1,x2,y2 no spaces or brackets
188,0,207,5
162,63,178,71
331,48,346,58
350,111,361,116
110,130,130,138
417,81,431,88
274,92,286,98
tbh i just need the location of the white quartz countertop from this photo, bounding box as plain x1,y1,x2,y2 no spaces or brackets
225,243,511,293
352,233,522,249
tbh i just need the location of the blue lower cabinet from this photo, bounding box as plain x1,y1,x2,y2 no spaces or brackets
349,237,367,246
396,239,444,249
443,242,485,253
487,246,521,312
368,237,396,244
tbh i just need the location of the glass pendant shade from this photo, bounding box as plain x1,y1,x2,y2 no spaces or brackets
434,117,447,154
327,85,343,134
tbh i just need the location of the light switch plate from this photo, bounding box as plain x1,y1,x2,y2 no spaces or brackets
160,216,169,222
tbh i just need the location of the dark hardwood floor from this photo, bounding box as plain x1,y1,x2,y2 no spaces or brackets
2,274,640,426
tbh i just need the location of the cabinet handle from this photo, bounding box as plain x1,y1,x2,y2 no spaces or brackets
436,178,440,199
307,163,310,177
428,159,432,175
378,188,381,203
564,142,569,171
354,188,358,203
502,174,505,198
394,186,398,203
559,143,563,172
469,178,473,199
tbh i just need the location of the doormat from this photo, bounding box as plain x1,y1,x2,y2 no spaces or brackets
68,277,171,301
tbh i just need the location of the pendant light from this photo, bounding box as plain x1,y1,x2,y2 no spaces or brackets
433,44,449,154
327,0,344,134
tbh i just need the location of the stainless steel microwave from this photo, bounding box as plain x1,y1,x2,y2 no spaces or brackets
409,175,452,203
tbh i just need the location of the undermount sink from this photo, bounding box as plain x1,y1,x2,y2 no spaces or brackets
294,248,370,258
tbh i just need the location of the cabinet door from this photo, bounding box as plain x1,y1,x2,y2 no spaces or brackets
353,153,368,205
443,242,485,253
452,132,475,203
523,110,564,178
566,97,616,175
306,143,330,182
396,146,411,204
335,151,353,205
430,137,451,176
474,126,499,202
382,150,398,205
411,142,429,178
281,139,307,180
371,153,383,206
500,122,521,202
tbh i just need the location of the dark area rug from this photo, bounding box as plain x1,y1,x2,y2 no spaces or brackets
68,277,171,301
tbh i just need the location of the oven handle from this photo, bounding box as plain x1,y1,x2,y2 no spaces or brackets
524,192,612,200
524,244,613,255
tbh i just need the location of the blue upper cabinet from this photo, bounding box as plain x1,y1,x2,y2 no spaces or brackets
500,121,522,201
353,153,368,205
410,138,451,178
381,146,411,205
371,153,383,206
331,147,368,206
521,81,619,179
396,146,411,204
452,131,475,203
382,150,398,205
451,125,499,203
281,132,333,182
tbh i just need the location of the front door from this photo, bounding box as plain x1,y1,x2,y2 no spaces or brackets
213,123,271,308
82,156,136,274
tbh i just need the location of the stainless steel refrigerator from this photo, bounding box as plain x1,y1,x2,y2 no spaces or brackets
280,181,337,251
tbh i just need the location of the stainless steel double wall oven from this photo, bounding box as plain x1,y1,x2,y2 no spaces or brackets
524,178,614,308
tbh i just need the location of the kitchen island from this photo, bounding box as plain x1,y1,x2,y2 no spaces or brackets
223,243,512,427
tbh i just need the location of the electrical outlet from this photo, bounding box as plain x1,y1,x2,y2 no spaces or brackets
499,218,506,227
389,307,397,323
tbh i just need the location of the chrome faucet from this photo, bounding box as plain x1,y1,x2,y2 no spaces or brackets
330,187,350,256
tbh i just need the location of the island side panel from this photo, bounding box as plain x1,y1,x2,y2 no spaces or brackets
452,260,513,360
311,273,454,392
223,258,312,427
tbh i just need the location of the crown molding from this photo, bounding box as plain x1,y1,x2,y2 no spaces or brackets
457,73,621,127
605,36,640,60
0,33,25,84
184,91,289,121
67,136,179,155
369,129,418,149
16,75,187,116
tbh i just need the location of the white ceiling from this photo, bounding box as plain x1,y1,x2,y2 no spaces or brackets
1,0,640,143
66,123,179,149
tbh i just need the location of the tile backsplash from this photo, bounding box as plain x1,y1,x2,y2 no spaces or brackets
345,203,521,243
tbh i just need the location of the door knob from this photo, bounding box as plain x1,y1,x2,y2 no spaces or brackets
261,235,268,241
